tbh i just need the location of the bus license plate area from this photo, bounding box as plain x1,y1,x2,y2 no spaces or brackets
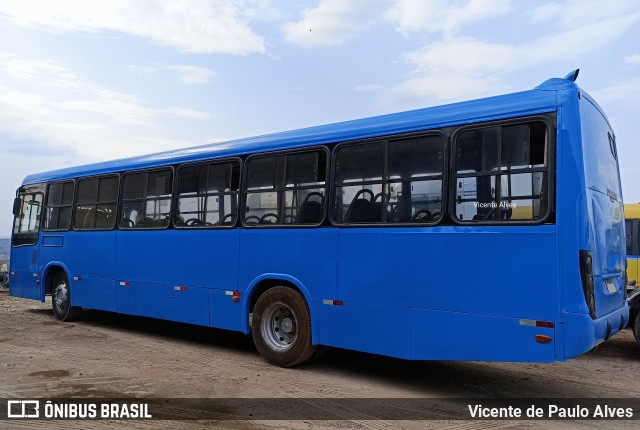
605,279,617,294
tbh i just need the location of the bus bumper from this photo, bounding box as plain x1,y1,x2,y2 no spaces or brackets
562,306,629,359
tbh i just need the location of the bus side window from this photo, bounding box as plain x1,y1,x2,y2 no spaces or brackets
176,160,240,228
244,149,326,226
387,135,445,223
332,135,445,225
44,181,74,231
284,151,326,225
333,142,384,224
74,175,119,230
120,170,172,229
454,121,549,223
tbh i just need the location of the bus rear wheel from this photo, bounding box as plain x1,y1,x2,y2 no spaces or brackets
251,286,316,367
52,272,81,322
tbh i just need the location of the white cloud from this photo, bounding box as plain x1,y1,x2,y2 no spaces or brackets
592,77,640,107
0,87,51,115
354,84,384,92
58,93,157,125
386,0,513,36
525,11,640,63
388,4,640,104
0,55,211,168
388,66,507,102
0,90,91,157
283,0,391,47
0,0,268,55
529,2,563,23
0,56,211,125
165,65,214,84
387,36,516,103
530,0,638,28
0,85,196,163
128,64,214,85
283,0,514,46
404,37,517,76
284,1,640,103
0,56,87,90
625,54,640,65
164,107,210,120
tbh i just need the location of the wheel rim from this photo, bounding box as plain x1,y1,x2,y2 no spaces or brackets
261,301,297,351
54,281,69,314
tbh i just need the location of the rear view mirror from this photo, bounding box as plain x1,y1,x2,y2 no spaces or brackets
12,197,21,216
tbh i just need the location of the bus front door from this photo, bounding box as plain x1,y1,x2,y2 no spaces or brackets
9,191,44,301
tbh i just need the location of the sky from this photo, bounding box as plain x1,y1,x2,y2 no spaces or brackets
0,0,639,236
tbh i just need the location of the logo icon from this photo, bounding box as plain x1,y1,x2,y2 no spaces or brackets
7,400,40,418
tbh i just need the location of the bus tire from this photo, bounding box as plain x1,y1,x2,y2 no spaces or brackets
251,286,316,367
52,272,81,322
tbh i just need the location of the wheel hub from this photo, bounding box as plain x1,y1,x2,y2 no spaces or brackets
281,317,293,333
261,302,298,351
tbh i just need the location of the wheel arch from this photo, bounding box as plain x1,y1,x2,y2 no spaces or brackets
42,262,72,299
242,273,318,344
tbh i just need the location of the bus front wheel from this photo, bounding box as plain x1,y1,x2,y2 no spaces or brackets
52,272,81,322
251,286,316,367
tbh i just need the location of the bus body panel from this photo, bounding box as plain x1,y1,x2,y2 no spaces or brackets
557,95,588,316
579,94,627,319
136,283,209,326
337,226,558,317
411,309,555,361
238,228,338,342
318,300,412,359
117,279,136,315
62,231,117,312
585,190,626,315
116,230,239,288
209,288,244,331
335,226,558,360
116,229,240,328
553,87,628,359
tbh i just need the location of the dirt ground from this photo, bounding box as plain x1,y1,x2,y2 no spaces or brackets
0,291,639,430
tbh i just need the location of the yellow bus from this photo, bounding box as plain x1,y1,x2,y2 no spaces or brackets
626,204,640,287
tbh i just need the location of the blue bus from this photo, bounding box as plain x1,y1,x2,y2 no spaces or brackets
10,70,628,367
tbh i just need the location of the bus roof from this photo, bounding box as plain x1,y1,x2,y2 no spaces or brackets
22,83,567,185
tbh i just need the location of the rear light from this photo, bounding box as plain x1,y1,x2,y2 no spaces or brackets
535,334,552,344
579,250,597,319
